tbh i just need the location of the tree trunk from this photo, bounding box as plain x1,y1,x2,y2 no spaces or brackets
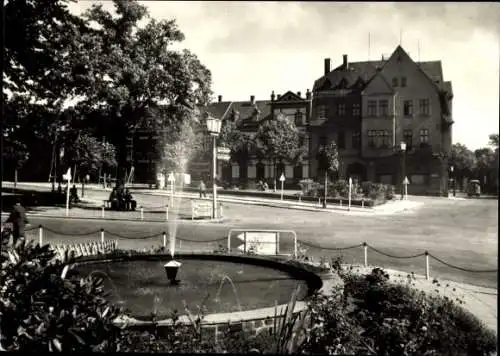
323,171,328,208
14,168,18,188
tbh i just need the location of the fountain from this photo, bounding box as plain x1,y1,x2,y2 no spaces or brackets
213,274,243,312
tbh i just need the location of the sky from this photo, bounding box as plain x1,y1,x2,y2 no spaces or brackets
68,1,500,150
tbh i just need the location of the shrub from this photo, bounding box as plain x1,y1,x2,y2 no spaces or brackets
300,179,321,197
360,181,392,202
0,238,123,352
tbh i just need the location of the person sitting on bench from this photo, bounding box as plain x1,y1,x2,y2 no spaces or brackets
109,188,119,210
124,189,136,211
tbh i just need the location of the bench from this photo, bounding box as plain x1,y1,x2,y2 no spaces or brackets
103,199,137,211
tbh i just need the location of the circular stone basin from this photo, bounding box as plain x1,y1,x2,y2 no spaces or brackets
73,254,321,321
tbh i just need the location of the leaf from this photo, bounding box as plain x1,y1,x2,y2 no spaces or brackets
69,329,86,345
52,338,62,352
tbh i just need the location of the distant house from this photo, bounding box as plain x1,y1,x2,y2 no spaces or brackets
310,45,453,196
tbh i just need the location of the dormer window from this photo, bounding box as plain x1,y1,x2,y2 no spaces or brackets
392,77,398,87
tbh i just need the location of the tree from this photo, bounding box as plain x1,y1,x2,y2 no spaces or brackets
317,141,340,208
219,117,255,164
72,0,213,178
255,115,303,191
488,133,499,148
450,143,476,188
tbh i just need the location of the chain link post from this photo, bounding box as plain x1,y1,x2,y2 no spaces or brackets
425,251,430,280
140,206,144,221
101,205,105,218
363,242,368,267
166,206,169,221
38,225,43,245
163,231,167,248
100,228,105,244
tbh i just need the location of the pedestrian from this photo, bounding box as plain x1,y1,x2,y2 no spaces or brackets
199,179,207,198
70,184,79,204
3,198,29,245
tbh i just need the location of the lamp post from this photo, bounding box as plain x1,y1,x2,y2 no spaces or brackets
400,141,407,200
450,165,456,197
206,115,222,219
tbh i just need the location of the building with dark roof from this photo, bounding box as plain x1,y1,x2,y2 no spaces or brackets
199,92,312,188
311,45,453,196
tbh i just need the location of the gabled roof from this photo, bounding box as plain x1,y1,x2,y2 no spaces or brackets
417,61,443,83
199,98,272,132
276,91,303,102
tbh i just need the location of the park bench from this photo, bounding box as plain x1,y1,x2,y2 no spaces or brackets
103,199,137,211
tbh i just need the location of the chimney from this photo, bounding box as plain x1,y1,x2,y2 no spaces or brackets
218,95,222,103
306,89,311,100
324,58,331,75
343,54,348,69
297,91,301,98
250,95,255,104
271,90,275,101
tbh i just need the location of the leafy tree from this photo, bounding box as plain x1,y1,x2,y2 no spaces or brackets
219,116,255,164
316,141,340,207
72,0,213,178
255,114,303,190
488,133,499,148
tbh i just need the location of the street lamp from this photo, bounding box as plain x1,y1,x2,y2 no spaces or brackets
450,165,456,197
206,115,222,219
400,141,407,200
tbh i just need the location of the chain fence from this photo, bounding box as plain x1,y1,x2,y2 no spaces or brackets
9,225,499,278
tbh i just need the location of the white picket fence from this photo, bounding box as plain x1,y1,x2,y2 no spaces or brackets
51,240,119,261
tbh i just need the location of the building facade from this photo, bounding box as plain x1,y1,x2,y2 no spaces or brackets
310,46,453,196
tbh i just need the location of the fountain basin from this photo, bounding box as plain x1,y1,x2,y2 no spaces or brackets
72,253,323,321
164,260,182,284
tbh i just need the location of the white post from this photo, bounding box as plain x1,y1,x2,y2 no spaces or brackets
363,243,368,267
101,205,105,218
281,181,284,200
227,232,231,251
100,228,105,244
348,177,352,212
212,135,217,219
38,225,43,245
339,199,342,208
163,232,167,248
275,232,280,255
165,206,169,221
404,181,408,201
280,173,285,201
65,181,70,217
425,251,430,280
140,207,144,220
361,199,365,208
219,203,223,218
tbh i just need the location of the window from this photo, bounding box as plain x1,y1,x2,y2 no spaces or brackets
392,77,398,87
317,105,327,120
378,100,389,116
352,103,360,116
403,129,413,150
352,132,361,149
381,130,390,148
368,130,376,147
318,136,327,149
420,129,429,143
337,131,345,149
294,111,303,126
401,77,407,87
403,100,413,117
419,99,430,116
367,100,377,116
337,103,345,116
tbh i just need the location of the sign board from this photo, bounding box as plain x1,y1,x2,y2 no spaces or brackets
403,176,410,185
167,172,175,182
191,200,212,219
183,173,191,185
217,147,231,154
279,173,285,182
62,168,71,181
236,232,278,255
217,153,231,161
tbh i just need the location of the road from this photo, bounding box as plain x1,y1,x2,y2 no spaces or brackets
8,184,497,289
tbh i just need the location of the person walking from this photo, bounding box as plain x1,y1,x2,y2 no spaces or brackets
199,179,207,198
4,198,29,245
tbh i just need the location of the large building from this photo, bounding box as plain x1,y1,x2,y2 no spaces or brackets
128,45,453,195
200,92,312,188
311,45,453,195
